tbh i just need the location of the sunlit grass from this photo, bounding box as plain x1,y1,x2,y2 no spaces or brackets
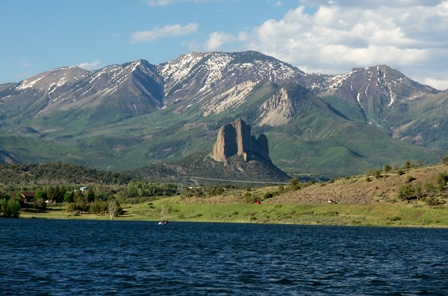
21,199,448,227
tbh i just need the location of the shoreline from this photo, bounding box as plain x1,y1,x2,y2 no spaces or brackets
17,202,448,228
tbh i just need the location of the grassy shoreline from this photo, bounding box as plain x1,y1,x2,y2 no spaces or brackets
19,200,448,228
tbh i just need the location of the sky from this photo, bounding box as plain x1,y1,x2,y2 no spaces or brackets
1,0,448,90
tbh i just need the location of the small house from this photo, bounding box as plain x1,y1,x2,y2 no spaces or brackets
22,192,35,203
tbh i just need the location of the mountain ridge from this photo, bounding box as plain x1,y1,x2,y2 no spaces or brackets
0,50,447,179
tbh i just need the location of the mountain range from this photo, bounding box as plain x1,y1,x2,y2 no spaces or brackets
0,50,447,179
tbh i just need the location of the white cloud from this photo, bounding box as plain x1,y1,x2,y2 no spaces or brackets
204,1,448,89
78,59,101,70
205,32,237,51
298,0,441,8
131,23,199,43
146,0,213,6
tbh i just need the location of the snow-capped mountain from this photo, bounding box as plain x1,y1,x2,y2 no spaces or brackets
0,50,447,176
0,60,164,122
0,51,306,123
305,65,440,124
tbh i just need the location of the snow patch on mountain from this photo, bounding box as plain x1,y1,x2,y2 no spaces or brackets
17,76,44,90
202,81,258,116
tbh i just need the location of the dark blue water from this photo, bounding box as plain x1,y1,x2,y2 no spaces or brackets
1,219,448,295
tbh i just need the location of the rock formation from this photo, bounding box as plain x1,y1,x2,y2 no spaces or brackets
209,119,271,165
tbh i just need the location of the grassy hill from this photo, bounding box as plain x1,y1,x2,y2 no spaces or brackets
12,160,448,227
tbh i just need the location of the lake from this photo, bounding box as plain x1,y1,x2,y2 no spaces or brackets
1,219,447,295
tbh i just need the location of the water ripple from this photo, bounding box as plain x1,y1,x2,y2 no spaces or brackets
1,220,448,295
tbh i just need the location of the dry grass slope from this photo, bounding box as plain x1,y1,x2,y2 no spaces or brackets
265,164,448,205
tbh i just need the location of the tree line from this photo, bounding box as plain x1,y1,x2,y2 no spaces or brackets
0,162,132,185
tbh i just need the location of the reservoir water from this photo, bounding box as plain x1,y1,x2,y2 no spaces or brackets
1,219,447,295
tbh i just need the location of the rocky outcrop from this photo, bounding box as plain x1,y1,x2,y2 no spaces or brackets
209,119,271,165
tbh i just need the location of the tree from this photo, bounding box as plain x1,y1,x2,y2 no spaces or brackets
35,190,48,201
1,198,21,218
64,191,74,203
47,186,55,201
107,197,122,220
89,199,107,214
54,185,63,203
34,197,47,210
86,188,95,203
75,194,87,212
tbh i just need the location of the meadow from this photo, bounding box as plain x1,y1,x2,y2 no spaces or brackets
20,198,448,227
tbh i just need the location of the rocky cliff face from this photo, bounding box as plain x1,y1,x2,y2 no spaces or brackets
209,119,271,165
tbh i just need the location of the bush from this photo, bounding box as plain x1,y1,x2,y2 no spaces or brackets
436,172,448,190
397,184,422,200
289,178,299,186
66,203,77,213
370,169,382,179
425,197,441,206
423,183,436,196
89,199,107,214
34,197,47,210
263,192,274,199
441,156,448,165
1,198,21,218
405,176,416,183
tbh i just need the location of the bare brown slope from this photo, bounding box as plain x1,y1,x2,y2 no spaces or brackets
265,164,448,205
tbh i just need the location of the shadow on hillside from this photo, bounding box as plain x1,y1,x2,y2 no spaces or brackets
21,207,65,214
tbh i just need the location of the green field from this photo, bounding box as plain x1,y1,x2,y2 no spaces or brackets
20,197,448,227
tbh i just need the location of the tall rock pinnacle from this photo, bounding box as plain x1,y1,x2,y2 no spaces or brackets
209,119,271,165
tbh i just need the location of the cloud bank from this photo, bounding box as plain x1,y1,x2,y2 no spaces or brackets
206,1,448,89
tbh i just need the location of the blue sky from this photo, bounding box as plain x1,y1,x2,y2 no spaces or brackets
2,0,448,89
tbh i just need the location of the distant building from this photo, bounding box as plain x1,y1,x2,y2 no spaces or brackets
21,192,35,203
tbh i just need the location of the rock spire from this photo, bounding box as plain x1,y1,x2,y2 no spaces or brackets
209,119,271,165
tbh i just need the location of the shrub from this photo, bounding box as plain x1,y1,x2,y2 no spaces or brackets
397,184,422,200
89,199,107,214
1,198,21,218
368,169,382,179
383,164,392,172
441,156,448,165
425,197,440,206
66,203,77,213
289,178,299,186
423,183,436,196
34,197,47,210
436,172,448,190
263,192,274,199
405,176,416,183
